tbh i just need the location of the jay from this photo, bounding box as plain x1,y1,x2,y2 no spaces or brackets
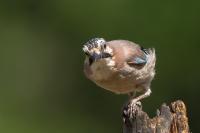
83,38,156,106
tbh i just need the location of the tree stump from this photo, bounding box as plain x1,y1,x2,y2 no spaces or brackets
122,100,190,133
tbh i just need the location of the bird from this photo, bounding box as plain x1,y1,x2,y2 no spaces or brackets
82,38,156,107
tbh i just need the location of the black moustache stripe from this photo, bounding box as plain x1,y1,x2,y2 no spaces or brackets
89,52,112,66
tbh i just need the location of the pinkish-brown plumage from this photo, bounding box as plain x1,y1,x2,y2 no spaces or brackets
83,39,156,96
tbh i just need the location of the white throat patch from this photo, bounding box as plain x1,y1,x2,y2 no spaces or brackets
90,58,115,81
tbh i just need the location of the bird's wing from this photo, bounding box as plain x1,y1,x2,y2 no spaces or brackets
106,40,149,67
127,48,148,67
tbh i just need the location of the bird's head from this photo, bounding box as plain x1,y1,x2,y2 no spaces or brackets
83,38,113,65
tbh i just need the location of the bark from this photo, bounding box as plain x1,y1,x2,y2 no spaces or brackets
122,100,190,133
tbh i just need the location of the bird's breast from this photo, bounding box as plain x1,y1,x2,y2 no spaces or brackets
89,58,116,81
87,59,139,94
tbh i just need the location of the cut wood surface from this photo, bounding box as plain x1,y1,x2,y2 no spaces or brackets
122,100,190,133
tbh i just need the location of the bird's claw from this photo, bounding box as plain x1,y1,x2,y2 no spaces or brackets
122,100,142,124
128,100,141,118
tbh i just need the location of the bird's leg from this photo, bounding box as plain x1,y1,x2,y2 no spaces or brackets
128,91,136,98
130,88,151,104
127,89,151,118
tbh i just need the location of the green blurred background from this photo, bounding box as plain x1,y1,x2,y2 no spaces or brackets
0,0,199,132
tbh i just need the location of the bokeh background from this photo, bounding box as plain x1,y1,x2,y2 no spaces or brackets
0,0,199,132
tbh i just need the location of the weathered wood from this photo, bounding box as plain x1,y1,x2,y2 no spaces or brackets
122,100,190,133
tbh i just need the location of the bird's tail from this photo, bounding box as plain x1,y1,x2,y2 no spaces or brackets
147,48,156,69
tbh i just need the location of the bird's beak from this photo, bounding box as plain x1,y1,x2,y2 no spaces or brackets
90,52,112,61
90,53,101,61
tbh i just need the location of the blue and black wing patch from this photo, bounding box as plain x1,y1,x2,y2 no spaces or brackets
140,46,150,55
133,57,147,65
127,46,148,67
127,56,147,67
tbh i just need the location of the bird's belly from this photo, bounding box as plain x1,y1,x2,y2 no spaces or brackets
95,76,140,94
88,59,143,94
91,69,140,94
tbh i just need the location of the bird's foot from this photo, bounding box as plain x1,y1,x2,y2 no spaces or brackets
128,100,141,118
122,100,142,124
